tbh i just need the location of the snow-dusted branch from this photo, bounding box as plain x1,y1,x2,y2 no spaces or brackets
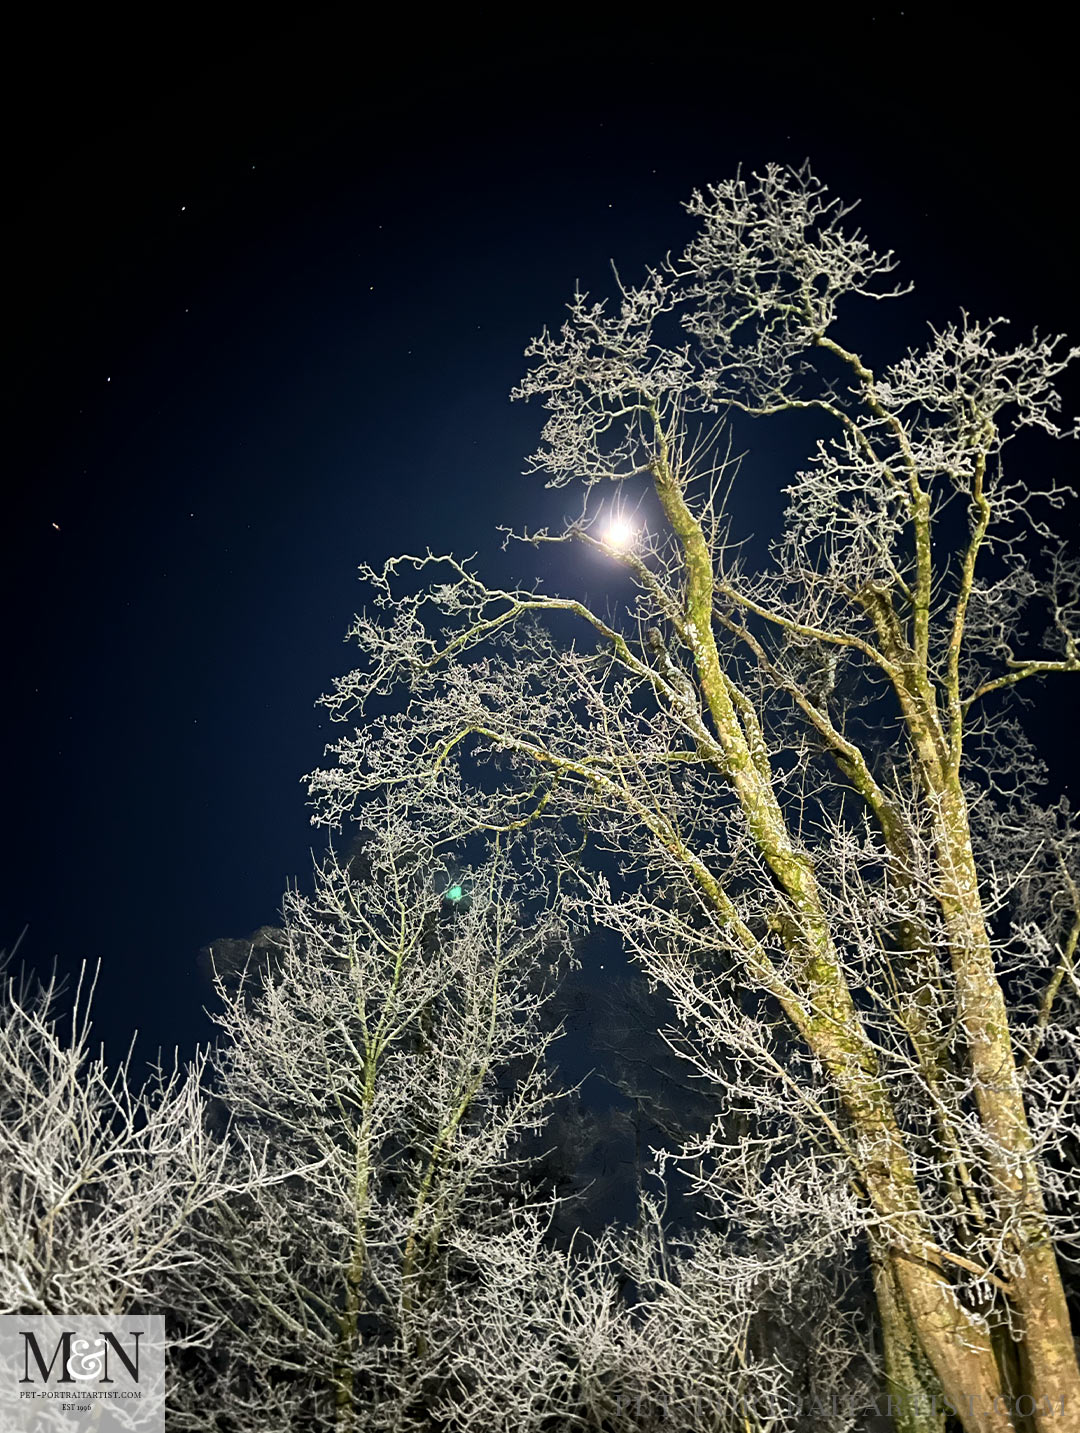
310,162,1080,1433
0,961,241,1320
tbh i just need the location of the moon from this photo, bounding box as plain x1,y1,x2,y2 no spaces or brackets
603,518,636,550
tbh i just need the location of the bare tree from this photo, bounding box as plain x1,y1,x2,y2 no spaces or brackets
0,951,269,1432
307,164,1080,1433
426,1196,877,1433
0,959,240,1320
0,935,876,1432
164,809,573,1431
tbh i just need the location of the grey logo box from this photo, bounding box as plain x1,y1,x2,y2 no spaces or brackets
0,1316,164,1433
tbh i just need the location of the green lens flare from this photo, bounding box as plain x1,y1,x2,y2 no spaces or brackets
446,884,463,902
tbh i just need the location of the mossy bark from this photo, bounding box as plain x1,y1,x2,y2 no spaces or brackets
872,1248,948,1433
648,446,1080,1433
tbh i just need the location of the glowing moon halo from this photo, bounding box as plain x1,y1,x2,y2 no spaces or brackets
603,517,636,550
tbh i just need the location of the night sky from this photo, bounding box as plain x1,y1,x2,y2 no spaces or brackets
5,11,1076,1065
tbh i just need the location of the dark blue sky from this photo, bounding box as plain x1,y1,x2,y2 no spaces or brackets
5,11,1076,1060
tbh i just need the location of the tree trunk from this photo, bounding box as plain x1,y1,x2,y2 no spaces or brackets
933,785,1080,1433
888,1251,1012,1433
871,1248,948,1433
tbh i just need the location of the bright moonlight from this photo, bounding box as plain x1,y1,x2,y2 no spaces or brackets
603,517,636,549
